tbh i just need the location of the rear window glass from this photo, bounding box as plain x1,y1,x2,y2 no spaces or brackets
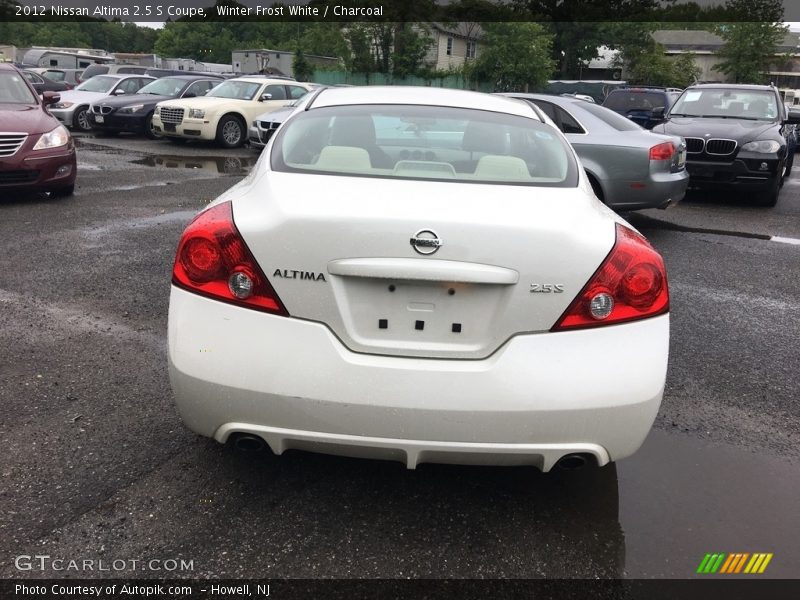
603,91,667,112
579,102,643,131
271,105,578,187
43,70,65,82
81,65,109,80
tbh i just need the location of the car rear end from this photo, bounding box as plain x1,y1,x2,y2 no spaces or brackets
168,91,669,471
565,101,688,210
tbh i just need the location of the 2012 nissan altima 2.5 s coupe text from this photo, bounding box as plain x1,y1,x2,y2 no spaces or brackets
168,87,670,472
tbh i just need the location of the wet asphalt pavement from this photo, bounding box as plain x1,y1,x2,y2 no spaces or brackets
1,133,799,581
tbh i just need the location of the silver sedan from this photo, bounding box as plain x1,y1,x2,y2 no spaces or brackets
501,93,688,210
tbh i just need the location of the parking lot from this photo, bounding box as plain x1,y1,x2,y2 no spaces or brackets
1,132,799,579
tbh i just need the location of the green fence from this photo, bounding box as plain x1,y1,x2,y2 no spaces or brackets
310,69,494,92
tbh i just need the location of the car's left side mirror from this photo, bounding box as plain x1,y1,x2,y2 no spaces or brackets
42,91,60,105
260,93,273,102
651,106,666,120
113,89,127,96
786,110,800,125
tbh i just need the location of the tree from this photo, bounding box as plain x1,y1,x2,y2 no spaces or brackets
606,23,700,88
391,24,432,78
469,22,555,92
713,0,786,84
512,0,669,79
293,49,313,81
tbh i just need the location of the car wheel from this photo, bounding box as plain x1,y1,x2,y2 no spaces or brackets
51,184,75,198
144,113,162,140
755,176,781,207
785,152,794,176
73,107,92,132
216,115,244,149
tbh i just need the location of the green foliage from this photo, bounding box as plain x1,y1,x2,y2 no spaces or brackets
391,24,432,78
605,23,700,88
469,22,555,92
0,20,158,54
292,49,313,81
714,22,788,84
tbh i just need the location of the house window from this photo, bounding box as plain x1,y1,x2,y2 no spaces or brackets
466,40,477,59
446,37,453,56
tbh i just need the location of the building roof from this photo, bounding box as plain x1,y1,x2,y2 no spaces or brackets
430,23,483,40
653,29,800,54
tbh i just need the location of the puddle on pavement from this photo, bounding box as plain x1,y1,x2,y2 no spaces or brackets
132,154,257,175
616,429,800,577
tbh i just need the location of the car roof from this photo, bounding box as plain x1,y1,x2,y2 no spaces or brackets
155,74,221,80
688,83,775,91
229,76,300,85
309,86,540,120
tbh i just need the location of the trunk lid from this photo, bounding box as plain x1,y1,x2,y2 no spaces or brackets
232,173,615,359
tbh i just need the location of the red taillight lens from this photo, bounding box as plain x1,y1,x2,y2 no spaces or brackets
649,141,675,161
172,202,287,315
552,224,668,331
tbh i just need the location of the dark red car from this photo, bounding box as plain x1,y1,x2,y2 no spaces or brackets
0,63,76,197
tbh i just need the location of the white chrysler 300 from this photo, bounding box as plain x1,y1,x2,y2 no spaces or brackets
168,86,670,472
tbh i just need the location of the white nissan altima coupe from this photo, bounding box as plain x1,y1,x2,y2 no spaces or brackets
168,86,669,472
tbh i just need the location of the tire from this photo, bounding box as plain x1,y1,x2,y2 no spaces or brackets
144,113,162,140
755,175,781,207
785,152,793,176
216,115,245,149
72,106,92,132
51,184,74,197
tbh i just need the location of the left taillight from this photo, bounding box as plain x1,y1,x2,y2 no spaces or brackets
172,201,288,315
552,223,669,331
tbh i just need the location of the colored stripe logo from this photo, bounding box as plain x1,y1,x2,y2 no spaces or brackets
696,552,773,574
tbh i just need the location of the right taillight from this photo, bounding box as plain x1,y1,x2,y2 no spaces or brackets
649,141,675,161
552,223,668,331
172,201,287,315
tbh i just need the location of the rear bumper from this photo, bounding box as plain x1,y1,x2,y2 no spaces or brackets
168,287,668,471
604,168,689,210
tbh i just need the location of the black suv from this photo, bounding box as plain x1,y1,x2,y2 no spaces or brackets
602,86,683,129
653,84,800,206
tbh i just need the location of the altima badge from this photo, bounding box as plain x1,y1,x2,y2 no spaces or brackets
410,229,442,255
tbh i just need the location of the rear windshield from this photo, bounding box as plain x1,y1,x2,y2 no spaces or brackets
271,105,578,187
76,75,117,93
81,65,109,80
579,102,643,131
603,91,668,112
0,71,37,104
43,70,65,82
